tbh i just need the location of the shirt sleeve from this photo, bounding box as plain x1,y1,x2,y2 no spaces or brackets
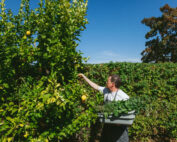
98,86,105,94
98,86,110,95
116,89,130,101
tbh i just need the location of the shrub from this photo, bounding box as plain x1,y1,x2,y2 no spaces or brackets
82,62,177,141
0,0,102,141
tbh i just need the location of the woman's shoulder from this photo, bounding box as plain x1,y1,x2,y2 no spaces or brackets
118,89,130,99
98,86,110,94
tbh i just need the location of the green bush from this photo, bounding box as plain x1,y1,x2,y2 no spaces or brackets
82,62,177,141
0,0,176,141
0,74,102,141
0,0,103,141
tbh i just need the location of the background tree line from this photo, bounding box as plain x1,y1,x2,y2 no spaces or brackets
141,4,177,63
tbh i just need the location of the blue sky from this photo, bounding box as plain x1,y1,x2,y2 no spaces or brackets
4,0,177,63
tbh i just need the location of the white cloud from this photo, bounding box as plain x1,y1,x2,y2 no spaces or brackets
85,50,141,64
102,50,119,57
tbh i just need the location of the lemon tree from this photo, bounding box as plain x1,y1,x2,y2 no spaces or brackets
0,0,103,141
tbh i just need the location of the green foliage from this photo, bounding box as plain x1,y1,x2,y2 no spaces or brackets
0,73,102,141
95,95,151,118
0,0,176,141
0,0,100,141
82,62,177,141
0,0,88,96
141,4,177,63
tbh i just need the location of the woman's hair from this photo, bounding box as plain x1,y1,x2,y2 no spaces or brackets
110,74,121,88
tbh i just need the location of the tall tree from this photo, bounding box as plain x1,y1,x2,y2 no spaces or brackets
141,4,177,63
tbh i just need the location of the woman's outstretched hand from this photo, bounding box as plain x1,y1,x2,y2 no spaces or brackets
78,73,84,78
77,73,99,90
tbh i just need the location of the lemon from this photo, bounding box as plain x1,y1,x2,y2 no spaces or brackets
26,30,31,36
23,35,27,39
19,124,24,127
24,132,29,138
81,95,87,102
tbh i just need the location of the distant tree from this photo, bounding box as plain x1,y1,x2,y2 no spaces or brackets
141,4,177,63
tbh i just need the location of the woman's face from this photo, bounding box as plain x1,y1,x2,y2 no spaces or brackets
106,76,113,89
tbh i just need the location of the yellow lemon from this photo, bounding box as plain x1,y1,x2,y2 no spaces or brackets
26,30,31,36
24,132,29,138
81,95,87,102
7,137,13,142
19,124,24,127
23,35,27,39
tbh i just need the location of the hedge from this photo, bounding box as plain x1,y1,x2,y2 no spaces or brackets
1,62,176,141
77,62,177,141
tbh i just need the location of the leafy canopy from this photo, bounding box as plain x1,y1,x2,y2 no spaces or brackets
141,4,177,63
0,0,101,141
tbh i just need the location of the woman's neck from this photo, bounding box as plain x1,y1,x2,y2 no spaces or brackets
110,88,119,92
